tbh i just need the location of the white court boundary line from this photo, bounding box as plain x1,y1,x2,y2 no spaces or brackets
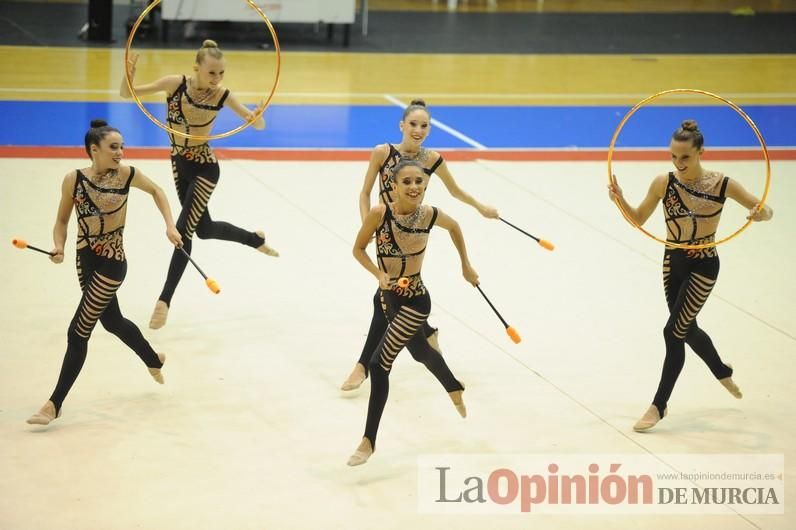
230,157,762,528
383,93,487,150
476,159,796,343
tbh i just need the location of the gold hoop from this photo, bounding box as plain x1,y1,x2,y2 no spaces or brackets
607,88,771,250
123,0,281,141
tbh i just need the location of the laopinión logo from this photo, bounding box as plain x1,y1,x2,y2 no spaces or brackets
417,454,784,515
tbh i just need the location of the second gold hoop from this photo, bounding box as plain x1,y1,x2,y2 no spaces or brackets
123,0,281,142
607,88,771,250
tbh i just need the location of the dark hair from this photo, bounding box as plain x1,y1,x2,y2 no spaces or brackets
196,39,223,64
402,99,430,121
84,119,120,159
390,159,425,182
672,119,704,150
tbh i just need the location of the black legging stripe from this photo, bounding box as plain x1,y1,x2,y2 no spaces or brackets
158,154,264,306
81,277,118,310
74,273,122,338
652,250,731,417
673,273,715,339
383,333,403,354
50,248,162,412
662,254,672,298
79,291,106,317
378,307,428,371
77,255,86,287
356,290,439,375
184,176,216,238
384,310,422,342
79,289,112,317
363,290,464,449
391,318,420,339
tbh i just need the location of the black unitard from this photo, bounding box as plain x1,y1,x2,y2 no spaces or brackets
363,203,463,449
652,172,734,417
49,167,163,413
356,144,445,373
158,75,264,305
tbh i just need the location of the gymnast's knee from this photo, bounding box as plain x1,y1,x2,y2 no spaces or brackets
409,347,432,365
368,357,389,379
662,322,683,342
66,326,88,346
195,216,216,239
99,314,126,336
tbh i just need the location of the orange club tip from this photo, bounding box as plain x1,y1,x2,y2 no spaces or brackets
12,238,27,249
397,277,410,288
538,239,555,251
206,279,221,294
506,326,522,344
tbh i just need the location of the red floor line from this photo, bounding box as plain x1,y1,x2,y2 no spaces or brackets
0,146,794,161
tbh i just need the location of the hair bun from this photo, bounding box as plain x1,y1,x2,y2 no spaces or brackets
202,39,219,49
681,119,699,132
409,99,426,107
90,119,108,128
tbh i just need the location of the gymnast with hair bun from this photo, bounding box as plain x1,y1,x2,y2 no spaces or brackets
348,158,479,466
341,99,499,392
27,120,182,427
121,39,278,330
608,119,773,432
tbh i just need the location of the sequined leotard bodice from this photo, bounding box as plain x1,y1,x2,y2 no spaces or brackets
378,144,444,204
663,171,729,245
376,204,438,296
73,167,136,261
166,75,229,148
